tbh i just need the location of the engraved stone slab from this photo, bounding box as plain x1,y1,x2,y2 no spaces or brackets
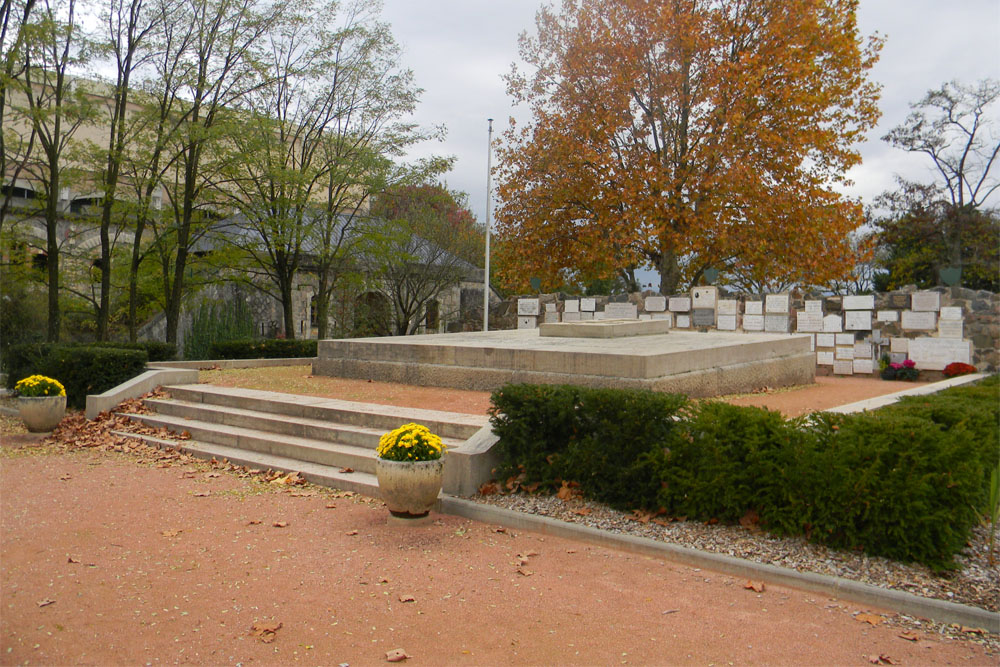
901,310,937,331
517,315,537,329
939,306,962,321
804,300,823,314
650,313,673,326
675,314,691,328
543,311,561,324
604,302,638,320
692,309,716,327
889,352,907,364
580,297,596,312
843,295,875,310
911,291,941,312
822,314,843,333
835,346,855,360
853,342,872,359
816,351,835,366
517,298,540,316
741,314,764,331
890,337,908,353
644,296,666,312
545,303,557,312
765,294,790,314
816,333,836,348
717,299,738,316
845,310,872,331
908,338,972,370
764,314,790,332
833,359,854,375
668,296,691,312
853,358,874,374
717,314,738,331
691,287,718,309
796,312,823,332
938,320,963,339
876,310,899,322
835,333,855,345
745,301,763,315
564,299,580,313
562,312,581,322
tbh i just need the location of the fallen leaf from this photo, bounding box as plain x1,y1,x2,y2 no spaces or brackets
572,508,592,516
739,509,760,530
385,648,410,662
855,612,883,626
516,568,533,576
193,491,211,497
398,594,415,603
37,598,55,608
325,504,337,509
338,467,354,474
160,529,182,537
345,530,358,536
556,480,580,501
204,472,220,478
744,580,765,593
897,632,919,641
272,521,288,528
67,556,80,564
662,609,679,615
960,626,985,634
59,473,71,481
493,526,507,534
478,482,499,495
247,520,262,525
250,621,282,643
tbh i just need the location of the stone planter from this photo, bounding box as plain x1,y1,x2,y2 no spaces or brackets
375,458,445,518
18,395,67,432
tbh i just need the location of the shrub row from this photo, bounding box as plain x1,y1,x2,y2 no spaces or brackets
4,343,147,408
489,377,999,570
208,338,318,359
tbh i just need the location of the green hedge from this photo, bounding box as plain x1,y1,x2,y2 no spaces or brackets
209,338,318,360
4,343,147,408
489,379,1000,570
75,340,177,362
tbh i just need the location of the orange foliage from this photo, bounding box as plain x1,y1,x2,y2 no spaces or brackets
494,0,882,293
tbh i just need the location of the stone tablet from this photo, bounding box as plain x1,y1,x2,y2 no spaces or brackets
717,299,738,316
853,342,872,359
939,306,962,320
938,320,963,339
717,314,738,331
890,337,908,353
804,300,823,314
901,310,937,331
843,295,875,310
604,302,638,320
650,313,673,325
844,310,872,331
564,299,580,313
517,316,537,329
644,296,666,312
822,314,843,333
580,298,596,312
911,291,940,312
908,338,972,370
765,294,790,313
745,300,763,315
545,303,557,312
876,310,899,322
543,310,561,324
742,314,764,331
889,352,907,364
691,287,718,309
562,312,581,322
764,314,790,333
668,296,691,312
692,309,716,327
835,346,854,360
816,351,835,366
833,359,854,375
853,358,874,374
517,298,540,316
580,311,594,321
835,333,854,345
675,314,691,328
639,313,652,321
796,312,823,332
816,333,836,348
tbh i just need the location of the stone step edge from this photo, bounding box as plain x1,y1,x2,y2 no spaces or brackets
111,430,381,497
143,398,468,448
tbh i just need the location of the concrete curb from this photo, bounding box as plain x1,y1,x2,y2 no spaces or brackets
150,357,315,370
828,373,989,414
439,497,999,634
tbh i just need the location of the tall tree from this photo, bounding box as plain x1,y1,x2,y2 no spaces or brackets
495,0,882,294
0,0,37,232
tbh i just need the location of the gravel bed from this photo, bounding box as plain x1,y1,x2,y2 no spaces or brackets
471,491,999,651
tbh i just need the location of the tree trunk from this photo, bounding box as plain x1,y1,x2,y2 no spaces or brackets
280,279,295,340
315,272,329,339
658,248,682,295
46,168,60,342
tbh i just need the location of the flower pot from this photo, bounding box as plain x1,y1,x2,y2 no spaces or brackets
18,395,67,432
375,458,444,518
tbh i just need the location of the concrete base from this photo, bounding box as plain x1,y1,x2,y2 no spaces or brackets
539,319,671,338
314,329,815,398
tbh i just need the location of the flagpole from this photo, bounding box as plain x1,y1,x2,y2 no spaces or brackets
483,118,494,332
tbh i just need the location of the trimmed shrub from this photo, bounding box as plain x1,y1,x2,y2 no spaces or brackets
80,341,177,362
209,338,317,360
184,299,255,360
5,343,146,408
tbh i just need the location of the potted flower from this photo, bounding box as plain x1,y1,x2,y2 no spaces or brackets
375,422,447,519
14,375,67,432
881,358,918,381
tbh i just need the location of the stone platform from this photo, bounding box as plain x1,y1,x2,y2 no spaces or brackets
313,329,815,398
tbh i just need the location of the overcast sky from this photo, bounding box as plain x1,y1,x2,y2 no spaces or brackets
380,0,1000,233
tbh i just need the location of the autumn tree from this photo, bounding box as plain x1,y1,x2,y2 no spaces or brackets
494,0,882,295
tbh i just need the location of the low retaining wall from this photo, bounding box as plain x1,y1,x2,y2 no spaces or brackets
85,368,198,419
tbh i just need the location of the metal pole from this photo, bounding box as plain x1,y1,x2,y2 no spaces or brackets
483,118,494,332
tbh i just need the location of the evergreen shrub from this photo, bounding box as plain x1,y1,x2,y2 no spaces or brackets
183,300,254,360
209,338,317,359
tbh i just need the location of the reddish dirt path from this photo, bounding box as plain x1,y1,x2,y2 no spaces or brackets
1,446,992,666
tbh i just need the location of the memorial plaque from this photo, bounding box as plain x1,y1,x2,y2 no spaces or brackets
911,291,940,312
822,314,843,333
853,358,874,374
908,338,972,370
668,296,691,312
676,314,691,328
517,298,540,316
717,299,738,316
765,314,790,332
580,297,596,312
804,300,823,314
692,286,718,309
562,312,581,322
745,300,763,315
644,296,666,312
692,309,716,327
796,312,823,332
579,311,594,321
835,346,854,360
876,310,899,322
835,333,854,345
650,313,673,326
833,359,854,375
545,302,557,312
816,333,836,348
938,320,963,339
742,314,764,331
717,314,738,331
853,342,872,359
901,310,937,331
843,295,875,310
545,310,562,324
939,306,962,320
816,351,835,366
604,302,638,319
844,310,872,331
564,299,580,313
517,316,537,329
890,337,908,353
889,352,907,364
765,294,790,313
639,313,652,321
